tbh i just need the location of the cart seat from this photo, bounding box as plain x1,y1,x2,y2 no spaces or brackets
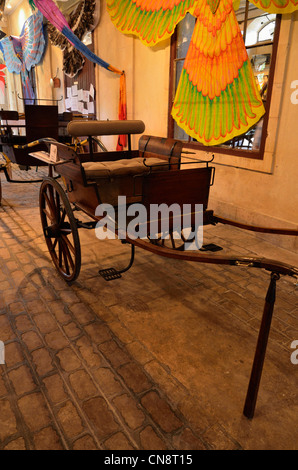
82,157,167,178
82,156,170,206
60,122,184,206
79,133,183,206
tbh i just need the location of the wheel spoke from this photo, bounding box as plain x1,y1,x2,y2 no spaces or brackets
180,232,187,243
61,242,70,275
55,190,61,222
61,237,75,271
59,208,66,227
43,207,54,222
47,185,55,211
149,229,193,251
61,234,75,255
58,239,63,268
49,186,61,221
170,232,176,249
43,192,56,222
50,237,59,253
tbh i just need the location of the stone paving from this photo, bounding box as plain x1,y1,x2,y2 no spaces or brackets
0,166,297,450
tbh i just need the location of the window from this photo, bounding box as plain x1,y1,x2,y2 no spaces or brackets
168,1,281,159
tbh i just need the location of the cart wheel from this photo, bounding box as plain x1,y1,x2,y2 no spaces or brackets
0,153,12,180
148,228,197,251
40,177,81,282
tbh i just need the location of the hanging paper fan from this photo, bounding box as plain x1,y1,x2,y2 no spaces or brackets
47,0,97,77
0,10,45,103
0,63,6,97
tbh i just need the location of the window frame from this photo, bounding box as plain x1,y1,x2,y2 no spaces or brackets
167,8,281,160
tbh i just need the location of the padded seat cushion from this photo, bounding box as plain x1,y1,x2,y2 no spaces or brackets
82,157,167,179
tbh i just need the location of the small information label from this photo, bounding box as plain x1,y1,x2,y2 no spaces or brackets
50,144,58,162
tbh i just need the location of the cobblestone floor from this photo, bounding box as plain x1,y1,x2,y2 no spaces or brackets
0,166,297,450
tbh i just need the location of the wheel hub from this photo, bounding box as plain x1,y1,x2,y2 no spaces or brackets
45,221,71,238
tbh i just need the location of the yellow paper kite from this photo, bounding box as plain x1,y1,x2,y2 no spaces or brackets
107,0,298,146
249,0,298,14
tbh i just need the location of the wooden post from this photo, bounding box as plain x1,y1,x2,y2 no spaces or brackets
243,272,280,419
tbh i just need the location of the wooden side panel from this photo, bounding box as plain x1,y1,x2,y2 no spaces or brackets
142,168,212,209
141,167,213,233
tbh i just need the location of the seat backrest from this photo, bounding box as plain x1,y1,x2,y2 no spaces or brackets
0,110,22,150
0,110,19,122
25,105,58,143
67,120,145,138
61,112,73,122
139,135,183,169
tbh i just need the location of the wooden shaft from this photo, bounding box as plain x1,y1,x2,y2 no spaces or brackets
243,272,280,419
127,237,298,278
213,215,298,236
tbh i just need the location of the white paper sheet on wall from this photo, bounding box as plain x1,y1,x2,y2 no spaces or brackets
87,101,94,114
89,83,94,100
77,89,84,101
78,101,84,114
65,98,71,110
83,90,89,102
71,96,78,111
71,84,78,96
67,87,72,98
58,100,65,114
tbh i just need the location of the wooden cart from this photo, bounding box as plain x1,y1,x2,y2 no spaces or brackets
33,119,298,420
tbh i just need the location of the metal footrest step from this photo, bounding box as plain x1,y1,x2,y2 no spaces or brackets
98,267,122,281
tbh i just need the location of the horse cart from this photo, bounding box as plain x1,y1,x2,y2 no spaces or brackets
29,119,297,420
